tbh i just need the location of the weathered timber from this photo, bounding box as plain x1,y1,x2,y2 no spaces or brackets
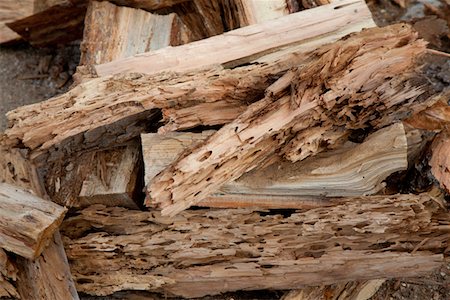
6,0,88,47
404,91,450,130
80,1,192,66
430,130,450,193
95,0,375,76
282,279,386,300
0,182,66,259
142,124,407,207
234,0,289,25
146,25,435,216
16,232,80,300
61,194,449,297
0,0,34,44
0,248,18,299
2,2,375,166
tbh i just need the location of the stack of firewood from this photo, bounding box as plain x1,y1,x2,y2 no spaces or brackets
0,0,449,299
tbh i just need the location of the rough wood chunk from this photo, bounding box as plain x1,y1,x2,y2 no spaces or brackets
80,1,192,66
235,0,289,25
430,130,450,193
3,0,374,165
146,25,434,216
0,0,34,44
16,232,80,300
95,0,375,76
0,182,67,259
61,194,448,297
0,248,18,299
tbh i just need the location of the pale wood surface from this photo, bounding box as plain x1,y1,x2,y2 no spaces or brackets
62,194,448,297
0,182,66,259
146,25,432,216
95,0,375,76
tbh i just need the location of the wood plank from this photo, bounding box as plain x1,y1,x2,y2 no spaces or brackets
80,0,193,66
3,3,376,166
95,0,375,76
0,182,66,259
146,25,434,216
61,194,448,297
142,123,407,208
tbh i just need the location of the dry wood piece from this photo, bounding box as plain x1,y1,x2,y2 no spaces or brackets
2,2,375,166
0,182,67,259
61,194,449,297
142,123,407,206
16,232,80,300
0,0,34,44
80,1,193,66
404,91,450,130
95,0,375,76
282,279,386,300
234,0,289,25
0,248,19,299
430,130,450,193
6,0,88,47
146,24,434,216
109,0,189,11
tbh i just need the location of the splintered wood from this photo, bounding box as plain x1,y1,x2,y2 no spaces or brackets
0,182,66,259
62,194,448,297
146,24,433,216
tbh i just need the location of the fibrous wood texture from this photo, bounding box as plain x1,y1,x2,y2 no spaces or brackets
3,0,375,166
16,232,80,300
0,182,66,259
0,0,34,44
282,279,386,300
80,1,192,66
95,0,375,76
61,194,448,297
0,249,19,299
142,123,407,206
146,24,434,216
234,0,289,25
430,130,450,193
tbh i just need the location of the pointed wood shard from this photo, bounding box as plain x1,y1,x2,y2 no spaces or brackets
146,24,434,216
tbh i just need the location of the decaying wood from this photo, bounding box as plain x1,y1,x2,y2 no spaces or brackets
6,0,87,47
16,232,80,300
142,123,407,206
146,24,434,216
0,0,34,44
80,1,192,66
0,182,66,259
95,0,375,76
430,130,450,193
404,91,450,130
282,279,386,300
61,194,448,297
3,1,375,166
0,249,19,299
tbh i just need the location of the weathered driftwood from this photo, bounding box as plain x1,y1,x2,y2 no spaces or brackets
146,25,434,216
16,232,80,300
0,248,18,299
142,123,407,208
0,0,34,44
95,0,375,76
282,279,386,300
0,182,66,259
80,0,192,66
61,194,448,297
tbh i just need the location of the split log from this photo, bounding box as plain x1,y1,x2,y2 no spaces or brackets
282,280,386,300
95,0,375,76
6,0,88,47
146,25,435,216
61,194,449,297
430,130,450,193
16,232,80,300
0,182,67,259
3,2,375,166
80,1,193,66
0,249,19,299
142,123,407,207
234,0,289,25
0,0,34,44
